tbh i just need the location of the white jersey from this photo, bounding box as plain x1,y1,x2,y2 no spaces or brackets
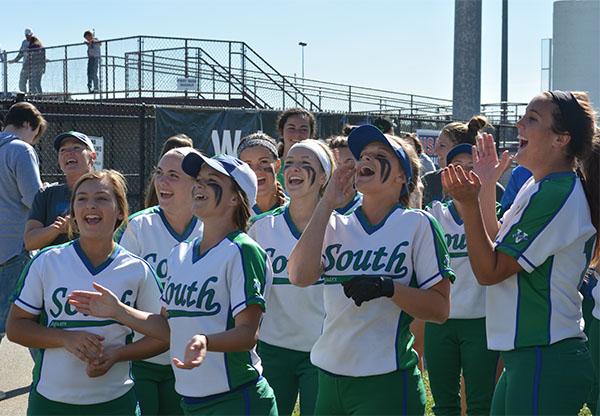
163,231,272,398
490,173,596,351
248,205,325,352
13,240,162,405
115,206,203,365
427,201,486,319
311,205,455,377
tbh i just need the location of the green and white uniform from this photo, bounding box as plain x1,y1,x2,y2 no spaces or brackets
424,200,498,415
490,173,596,415
314,205,455,415
248,205,324,415
588,269,600,415
115,206,203,415
13,240,161,413
163,231,277,415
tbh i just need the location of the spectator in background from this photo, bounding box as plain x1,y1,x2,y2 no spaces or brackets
144,134,193,208
422,115,504,206
24,132,96,251
84,30,101,93
371,116,395,135
9,28,34,93
28,36,46,94
404,132,437,176
0,103,47,389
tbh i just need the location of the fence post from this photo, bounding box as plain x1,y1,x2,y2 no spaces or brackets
197,48,201,97
138,103,147,209
348,85,352,112
184,39,189,99
318,88,322,110
2,51,8,96
63,46,68,100
152,51,155,98
228,42,232,101
112,56,115,99
105,41,109,100
137,37,142,98
241,43,246,99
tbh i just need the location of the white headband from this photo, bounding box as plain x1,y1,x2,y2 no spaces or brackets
289,140,332,182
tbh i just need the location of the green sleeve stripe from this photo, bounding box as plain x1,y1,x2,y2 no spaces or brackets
423,211,456,283
499,175,576,255
12,242,73,302
230,232,268,305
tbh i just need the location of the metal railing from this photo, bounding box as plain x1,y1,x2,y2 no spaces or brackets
1,35,526,122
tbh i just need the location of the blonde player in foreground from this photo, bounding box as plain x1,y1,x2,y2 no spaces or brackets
68,153,278,415
288,125,455,415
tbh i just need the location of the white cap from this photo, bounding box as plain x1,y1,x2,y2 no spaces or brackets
182,151,258,207
25,28,33,36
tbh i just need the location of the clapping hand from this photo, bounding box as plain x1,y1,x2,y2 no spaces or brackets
442,164,481,206
68,282,121,319
172,334,207,370
322,161,356,210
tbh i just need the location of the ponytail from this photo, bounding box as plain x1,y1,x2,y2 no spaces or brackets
580,135,600,266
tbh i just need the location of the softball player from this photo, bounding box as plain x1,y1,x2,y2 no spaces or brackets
248,139,334,415
275,108,316,187
114,147,203,415
69,153,277,415
288,125,455,415
237,133,288,216
425,144,498,415
442,91,599,415
325,135,362,215
6,170,164,415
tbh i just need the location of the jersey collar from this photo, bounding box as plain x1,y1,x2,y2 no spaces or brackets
73,239,121,276
158,207,199,242
354,204,403,235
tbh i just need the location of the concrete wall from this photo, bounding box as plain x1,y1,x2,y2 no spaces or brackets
552,0,600,112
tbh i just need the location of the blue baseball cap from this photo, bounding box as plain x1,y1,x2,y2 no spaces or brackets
182,151,258,207
53,131,95,153
347,124,413,195
446,143,473,166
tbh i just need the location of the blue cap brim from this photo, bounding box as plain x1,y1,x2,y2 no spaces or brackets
348,125,413,192
182,150,229,179
53,132,91,151
446,144,473,166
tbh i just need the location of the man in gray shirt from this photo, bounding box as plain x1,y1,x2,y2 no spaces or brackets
84,30,101,93
9,29,34,93
0,103,46,399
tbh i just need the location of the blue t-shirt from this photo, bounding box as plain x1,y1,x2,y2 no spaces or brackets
500,166,532,212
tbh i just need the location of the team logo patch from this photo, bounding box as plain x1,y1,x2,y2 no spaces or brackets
513,229,529,244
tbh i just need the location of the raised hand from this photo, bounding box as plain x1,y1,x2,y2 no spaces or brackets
322,160,356,210
62,330,105,363
442,164,481,206
472,133,512,186
172,334,207,370
51,215,70,234
68,282,121,319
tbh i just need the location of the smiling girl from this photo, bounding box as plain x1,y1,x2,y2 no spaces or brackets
442,91,598,415
276,109,316,187
248,139,334,415
68,154,277,415
238,133,287,216
7,170,164,415
114,147,203,415
288,125,455,415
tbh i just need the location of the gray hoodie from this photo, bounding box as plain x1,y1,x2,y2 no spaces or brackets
0,132,42,263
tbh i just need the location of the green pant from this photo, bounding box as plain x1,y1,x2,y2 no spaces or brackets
28,387,137,415
132,360,183,415
258,340,318,415
491,337,593,415
316,366,426,415
180,377,278,415
424,318,499,415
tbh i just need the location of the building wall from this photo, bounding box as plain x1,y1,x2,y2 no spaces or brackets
552,0,600,112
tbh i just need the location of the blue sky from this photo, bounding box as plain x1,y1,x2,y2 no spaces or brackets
1,0,555,104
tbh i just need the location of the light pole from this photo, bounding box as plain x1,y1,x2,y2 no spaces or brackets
298,42,307,80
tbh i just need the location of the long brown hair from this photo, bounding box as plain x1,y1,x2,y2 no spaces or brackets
68,170,129,238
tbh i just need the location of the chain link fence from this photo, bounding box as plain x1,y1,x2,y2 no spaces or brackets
0,100,155,213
